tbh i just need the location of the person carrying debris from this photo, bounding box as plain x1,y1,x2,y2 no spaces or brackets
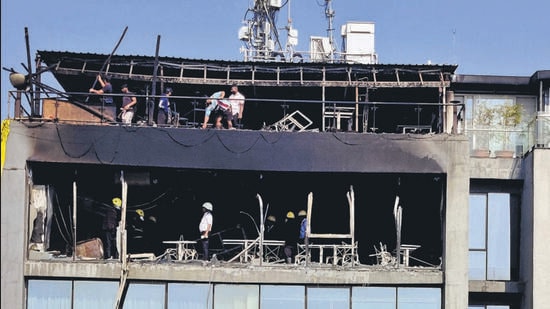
202,91,233,129
89,74,113,105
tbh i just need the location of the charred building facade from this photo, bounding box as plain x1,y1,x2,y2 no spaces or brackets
1,51,549,309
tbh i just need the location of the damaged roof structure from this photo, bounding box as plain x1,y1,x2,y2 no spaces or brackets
2,47,549,309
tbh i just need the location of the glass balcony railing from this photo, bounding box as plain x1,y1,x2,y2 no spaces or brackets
467,127,528,157
467,112,550,157
528,112,550,149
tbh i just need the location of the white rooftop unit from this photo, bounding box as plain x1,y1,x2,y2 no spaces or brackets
267,0,282,9
341,22,377,64
310,36,332,62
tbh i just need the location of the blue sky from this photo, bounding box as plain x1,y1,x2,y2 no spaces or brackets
2,0,549,119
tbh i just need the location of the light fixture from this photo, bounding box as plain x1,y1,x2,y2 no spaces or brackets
9,72,28,90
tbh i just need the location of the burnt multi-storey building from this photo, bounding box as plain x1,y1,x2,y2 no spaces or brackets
1,50,549,308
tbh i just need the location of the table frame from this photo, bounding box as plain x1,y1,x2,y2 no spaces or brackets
223,239,285,263
162,240,197,261
300,242,358,266
398,244,420,267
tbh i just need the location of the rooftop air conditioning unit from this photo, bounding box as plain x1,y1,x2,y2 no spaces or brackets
341,22,377,64
310,36,332,62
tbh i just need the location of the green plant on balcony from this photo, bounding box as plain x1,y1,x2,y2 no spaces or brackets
472,102,523,157
471,104,494,156
494,103,523,155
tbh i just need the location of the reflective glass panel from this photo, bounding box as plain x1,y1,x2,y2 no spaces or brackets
352,286,396,309
260,285,304,309
28,279,72,309
307,287,349,309
124,282,165,309
469,194,486,250
214,284,259,309
168,283,212,309
74,281,118,309
397,287,441,309
487,193,510,280
469,251,487,280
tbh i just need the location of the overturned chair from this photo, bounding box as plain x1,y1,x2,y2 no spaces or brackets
263,110,314,132
369,242,397,266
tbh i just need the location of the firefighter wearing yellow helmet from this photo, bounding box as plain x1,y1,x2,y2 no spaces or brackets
112,197,122,208
128,208,146,253
282,210,298,264
102,197,121,259
286,211,295,219
136,209,145,219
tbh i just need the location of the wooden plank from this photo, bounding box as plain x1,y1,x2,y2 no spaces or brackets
42,99,116,124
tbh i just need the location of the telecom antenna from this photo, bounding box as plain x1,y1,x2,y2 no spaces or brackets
324,0,336,61
239,0,297,62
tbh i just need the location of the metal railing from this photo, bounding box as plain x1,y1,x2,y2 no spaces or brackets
3,89,471,136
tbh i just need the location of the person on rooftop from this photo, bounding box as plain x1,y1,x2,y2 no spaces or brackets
89,75,113,105
157,87,173,125
120,83,137,124
202,91,233,129
228,85,245,128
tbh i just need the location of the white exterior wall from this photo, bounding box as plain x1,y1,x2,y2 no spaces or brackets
1,121,32,309
532,149,550,308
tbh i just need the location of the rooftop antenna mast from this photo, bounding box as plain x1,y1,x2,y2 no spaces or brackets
284,0,299,61
239,0,290,62
324,0,336,61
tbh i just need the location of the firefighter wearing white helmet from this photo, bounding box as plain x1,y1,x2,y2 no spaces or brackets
202,202,213,212
199,202,214,261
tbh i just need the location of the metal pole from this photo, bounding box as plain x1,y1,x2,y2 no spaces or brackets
348,186,355,266
306,192,313,267
72,178,77,261
149,35,161,126
86,26,128,103
394,195,402,267
256,194,264,266
24,27,35,116
115,171,129,309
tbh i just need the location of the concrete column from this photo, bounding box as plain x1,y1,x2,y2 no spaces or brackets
444,141,470,309
445,90,455,134
1,122,32,309
524,149,550,309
